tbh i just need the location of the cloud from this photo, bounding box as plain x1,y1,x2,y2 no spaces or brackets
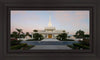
54,11,89,34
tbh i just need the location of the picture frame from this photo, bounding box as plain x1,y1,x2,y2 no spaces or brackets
0,0,99,60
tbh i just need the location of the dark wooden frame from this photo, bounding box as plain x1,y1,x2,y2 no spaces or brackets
8,7,93,53
0,0,100,60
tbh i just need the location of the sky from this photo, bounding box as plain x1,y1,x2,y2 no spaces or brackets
11,10,89,35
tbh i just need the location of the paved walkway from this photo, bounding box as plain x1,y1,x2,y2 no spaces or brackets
41,38,59,41
30,45,72,50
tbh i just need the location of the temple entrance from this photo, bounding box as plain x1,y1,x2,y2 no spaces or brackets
48,34,52,38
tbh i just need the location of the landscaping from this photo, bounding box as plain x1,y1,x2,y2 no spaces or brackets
56,33,68,41
67,39,90,50
67,30,90,50
10,39,34,50
26,33,44,41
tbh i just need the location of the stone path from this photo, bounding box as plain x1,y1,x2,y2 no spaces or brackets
30,45,72,50
41,38,59,41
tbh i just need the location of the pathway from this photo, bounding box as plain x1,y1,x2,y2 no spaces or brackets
30,45,72,50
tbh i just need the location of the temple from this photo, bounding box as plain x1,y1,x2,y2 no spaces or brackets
32,16,67,39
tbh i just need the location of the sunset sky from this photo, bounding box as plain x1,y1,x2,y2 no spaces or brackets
11,10,89,35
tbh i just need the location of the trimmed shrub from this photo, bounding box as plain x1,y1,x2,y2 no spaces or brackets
11,40,22,46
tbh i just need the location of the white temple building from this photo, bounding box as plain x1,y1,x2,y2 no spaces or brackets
31,16,68,39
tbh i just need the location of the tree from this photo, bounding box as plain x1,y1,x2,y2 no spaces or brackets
33,29,38,32
74,30,85,38
56,33,67,41
68,40,90,50
16,28,22,38
26,32,30,36
84,34,90,39
33,33,44,40
11,31,18,38
25,32,32,38
62,30,66,33
20,32,25,38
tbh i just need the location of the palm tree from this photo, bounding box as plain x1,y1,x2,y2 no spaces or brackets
20,32,25,38
16,28,22,38
11,31,18,38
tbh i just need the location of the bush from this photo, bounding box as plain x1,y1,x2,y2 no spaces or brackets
33,33,44,41
10,39,34,50
73,43,83,49
11,45,22,50
21,45,34,50
79,39,89,46
11,43,34,50
68,40,90,50
56,33,68,41
20,43,27,47
11,40,22,46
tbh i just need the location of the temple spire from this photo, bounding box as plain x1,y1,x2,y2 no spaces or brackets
48,16,52,27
